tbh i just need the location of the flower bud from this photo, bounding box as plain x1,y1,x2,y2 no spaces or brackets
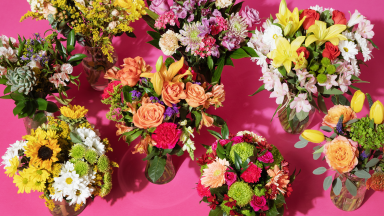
370,101,384,124
351,90,365,113
156,56,163,71
284,22,293,36
301,130,325,143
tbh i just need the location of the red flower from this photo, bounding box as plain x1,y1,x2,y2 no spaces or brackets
322,42,341,60
102,81,121,100
299,9,320,30
197,180,211,197
332,10,347,25
296,47,310,59
242,134,254,143
207,195,219,209
197,152,216,166
223,194,237,208
257,140,273,151
178,64,197,81
265,184,279,200
240,162,262,183
152,123,181,149
285,183,293,198
281,160,290,174
229,210,243,216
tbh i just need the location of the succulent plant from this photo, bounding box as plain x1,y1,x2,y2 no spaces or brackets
6,66,36,95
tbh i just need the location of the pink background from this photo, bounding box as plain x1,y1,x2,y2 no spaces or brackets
1,0,384,215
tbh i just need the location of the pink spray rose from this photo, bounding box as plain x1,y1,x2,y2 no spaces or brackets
241,6,261,27
258,151,274,164
149,0,170,15
152,123,181,149
225,168,237,187
250,195,269,212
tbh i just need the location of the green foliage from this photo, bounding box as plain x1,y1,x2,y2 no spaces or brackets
229,142,255,163
350,117,384,150
220,201,235,214
227,182,254,207
270,145,284,167
254,185,266,196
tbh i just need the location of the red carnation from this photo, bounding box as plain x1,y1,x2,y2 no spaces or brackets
322,42,341,60
197,180,211,197
102,81,121,100
332,10,347,25
296,47,310,59
178,64,197,81
300,9,320,30
240,162,262,183
242,134,254,143
152,123,181,149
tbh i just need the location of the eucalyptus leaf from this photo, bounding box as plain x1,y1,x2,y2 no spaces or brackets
320,125,333,132
366,158,380,168
346,119,359,125
296,110,309,121
313,146,324,154
354,170,371,179
345,178,357,196
313,153,321,160
313,167,327,175
70,132,82,143
294,140,308,148
333,177,342,195
323,176,333,190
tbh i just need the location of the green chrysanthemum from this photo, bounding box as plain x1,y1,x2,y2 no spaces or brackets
104,171,112,183
97,155,110,173
69,144,86,159
229,142,255,163
74,161,89,177
270,145,284,167
85,149,98,164
228,182,254,207
254,185,267,196
220,201,235,214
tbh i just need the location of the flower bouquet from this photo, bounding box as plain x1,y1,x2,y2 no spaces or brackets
1,105,117,216
248,0,378,134
21,0,147,90
197,129,297,216
102,56,226,184
0,32,85,133
143,0,260,84
296,90,384,211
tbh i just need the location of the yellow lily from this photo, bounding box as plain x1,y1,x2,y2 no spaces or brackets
267,36,306,73
351,90,365,113
140,57,191,95
370,101,384,124
301,130,325,143
305,20,347,47
276,0,306,37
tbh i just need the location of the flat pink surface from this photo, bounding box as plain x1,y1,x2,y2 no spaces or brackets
1,0,384,215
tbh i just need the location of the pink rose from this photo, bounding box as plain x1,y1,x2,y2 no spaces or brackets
60,63,73,74
241,6,260,27
152,123,181,149
225,168,237,187
258,151,274,164
212,139,230,151
149,0,170,15
250,195,269,212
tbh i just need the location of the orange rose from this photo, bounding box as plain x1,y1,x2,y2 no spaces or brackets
122,57,152,74
105,66,119,80
323,136,359,173
185,82,208,107
162,82,186,107
322,105,357,128
132,102,165,129
116,57,152,87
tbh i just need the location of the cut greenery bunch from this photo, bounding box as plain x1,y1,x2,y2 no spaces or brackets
144,0,260,84
197,129,298,216
296,90,384,198
0,31,86,119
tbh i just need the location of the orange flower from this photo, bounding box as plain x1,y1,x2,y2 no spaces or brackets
366,173,384,191
122,57,152,74
185,82,208,107
201,158,229,188
322,105,357,128
266,165,290,194
323,136,359,173
132,102,165,129
104,66,120,80
132,135,153,154
199,112,214,130
162,82,186,107
206,84,225,108
115,57,152,87
116,123,134,139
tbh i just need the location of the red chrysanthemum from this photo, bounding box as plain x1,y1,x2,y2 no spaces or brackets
207,195,219,209
152,123,181,149
102,81,121,99
240,162,262,183
285,183,293,198
265,184,279,200
197,152,216,166
197,180,211,197
223,194,237,208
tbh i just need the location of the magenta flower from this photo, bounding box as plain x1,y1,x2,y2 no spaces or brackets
258,151,274,164
250,195,269,212
225,168,237,187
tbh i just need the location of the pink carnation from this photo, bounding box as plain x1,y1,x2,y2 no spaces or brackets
258,151,274,164
102,81,121,100
240,162,262,183
250,195,269,212
152,123,181,149
225,168,237,187
231,136,243,144
197,180,211,197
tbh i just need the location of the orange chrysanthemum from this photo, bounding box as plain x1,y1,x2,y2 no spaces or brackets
201,158,229,188
367,173,384,191
266,165,290,194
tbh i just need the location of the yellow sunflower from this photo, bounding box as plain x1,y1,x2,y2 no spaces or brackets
13,170,33,194
25,139,61,171
5,156,19,177
60,105,88,119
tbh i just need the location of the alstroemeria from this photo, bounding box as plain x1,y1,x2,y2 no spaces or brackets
305,20,347,47
305,75,317,94
347,10,364,27
355,19,375,39
290,93,311,113
338,73,352,93
260,68,280,91
296,69,309,86
270,81,288,104
275,0,306,37
318,74,338,90
267,36,306,73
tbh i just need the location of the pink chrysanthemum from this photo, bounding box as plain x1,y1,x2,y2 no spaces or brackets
240,162,262,183
197,180,211,197
102,81,121,100
152,123,181,149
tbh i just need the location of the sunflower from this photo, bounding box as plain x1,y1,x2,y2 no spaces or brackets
60,105,88,119
25,139,61,171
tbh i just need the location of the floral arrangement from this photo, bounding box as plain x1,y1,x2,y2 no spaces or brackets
296,90,384,209
248,0,378,128
197,129,297,216
21,0,147,62
1,105,118,212
102,55,226,182
143,0,260,84
0,31,85,119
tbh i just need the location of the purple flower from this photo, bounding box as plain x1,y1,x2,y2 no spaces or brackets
187,14,195,22
164,104,179,119
361,150,370,159
149,0,170,15
193,82,201,85
221,33,242,51
150,96,160,103
241,6,261,28
201,8,211,17
198,0,208,6
171,3,188,19
225,168,237,187
198,18,211,37
258,151,274,164
131,90,142,100
211,45,220,58
212,9,222,17
183,0,196,11
250,195,269,212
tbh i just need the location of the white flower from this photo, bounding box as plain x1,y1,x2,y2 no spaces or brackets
60,63,73,74
182,138,196,159
270,81,288,104
50,190,64,202
350,59,360,77
0,47,17,62
348,10,365,27
355,33,372,61
27,60,43,69
338,40,358,62
296,69,309,86
318,74,338,90
1,140,27,168
215,0,232,9
262,19,273,30
355,19,375,39
76,128,97,141
84,137,105,156
67,184,93,205
28,0,44,12
108,21,118,30
74,0,85,6
0,66,7,76
342,32,355,40
309,5,324,13
260,67,280,91
53,169,81,194
179,120,187,126
61,161,75,173
111,9,119,16
290,93,312,113
338,73,352,93
262,25,283,51
159,30,180,56
251,50,268,68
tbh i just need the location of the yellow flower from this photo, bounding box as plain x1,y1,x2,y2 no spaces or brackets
31,180,46,192
13,171,33,193
140,57,191,95
267,36,306,73
25,139,61,171
5,156,19,177
370,101,384,124
305,20,347,47
60,105,88,119
25,166,50,182
351,90,365,113
293,52,308,70
301,130,325,143
275,0,306,37
52,163,62,177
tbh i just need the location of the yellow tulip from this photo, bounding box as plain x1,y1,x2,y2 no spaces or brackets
305,20,347,47
351,90,365,113
370,101,384,124
276,0,306,37
267,36,306,73
301,130,325,143
140,57,191,95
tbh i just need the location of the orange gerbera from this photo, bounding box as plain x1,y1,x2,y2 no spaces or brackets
266,165,290,194
201,158,229,188
25,139,61,171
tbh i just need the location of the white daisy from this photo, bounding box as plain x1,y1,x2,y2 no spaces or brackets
342,32,355,40
61,161,75,173
76,128,97,141
251,50,268,68
84,137,105,156
262,25,283,51
309,5,324,13
53,168,81,194
338,40,358,62
350,59,361,77
67,184,92,205
50,190,64,202
1,140,27,168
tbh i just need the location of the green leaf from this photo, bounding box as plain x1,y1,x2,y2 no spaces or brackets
216,141,226,159
207,129,222,140
366,158,380,168
142,151,157,161
46,102,59,113
366,93,373,109
36,98,48,110
313,167,327,175
230,1,244,14
70,132,83,143
142,15,157,31
333,177,342,195
148,156,166,182
249,84,265,96
147,31,160,40
67,45,75,53
125,32,136,38
346,119,359,125
294,140,308,148
68,54,87,62
3,86,11,94
207,56,214,71
165,57,175,69
10,92,24,101
67,29,75,47
278,66,287,77
320,125,333,132
242,47,259,57
323,88,344,95
126,130,142,144
296,110,309,121
212,56,225,84
147,39,160,50
192,111,202,129
354,170,371,179
0,94,12,99
145,8,159,20
13,101,25,116
345,178,357,196
209,208,223,216
367,39,379,50
275,193,286,205
221,123,229,140
313,153,321,160
225,57,234,67
323,176,333,190
317,94,328,114
0,78,7,84
266,203,280,216
234,152,242,171
230,48,250,59
350,85,360,91
33,111,47,124
313,146,324,154
169,144,182,155
123,86,133,103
